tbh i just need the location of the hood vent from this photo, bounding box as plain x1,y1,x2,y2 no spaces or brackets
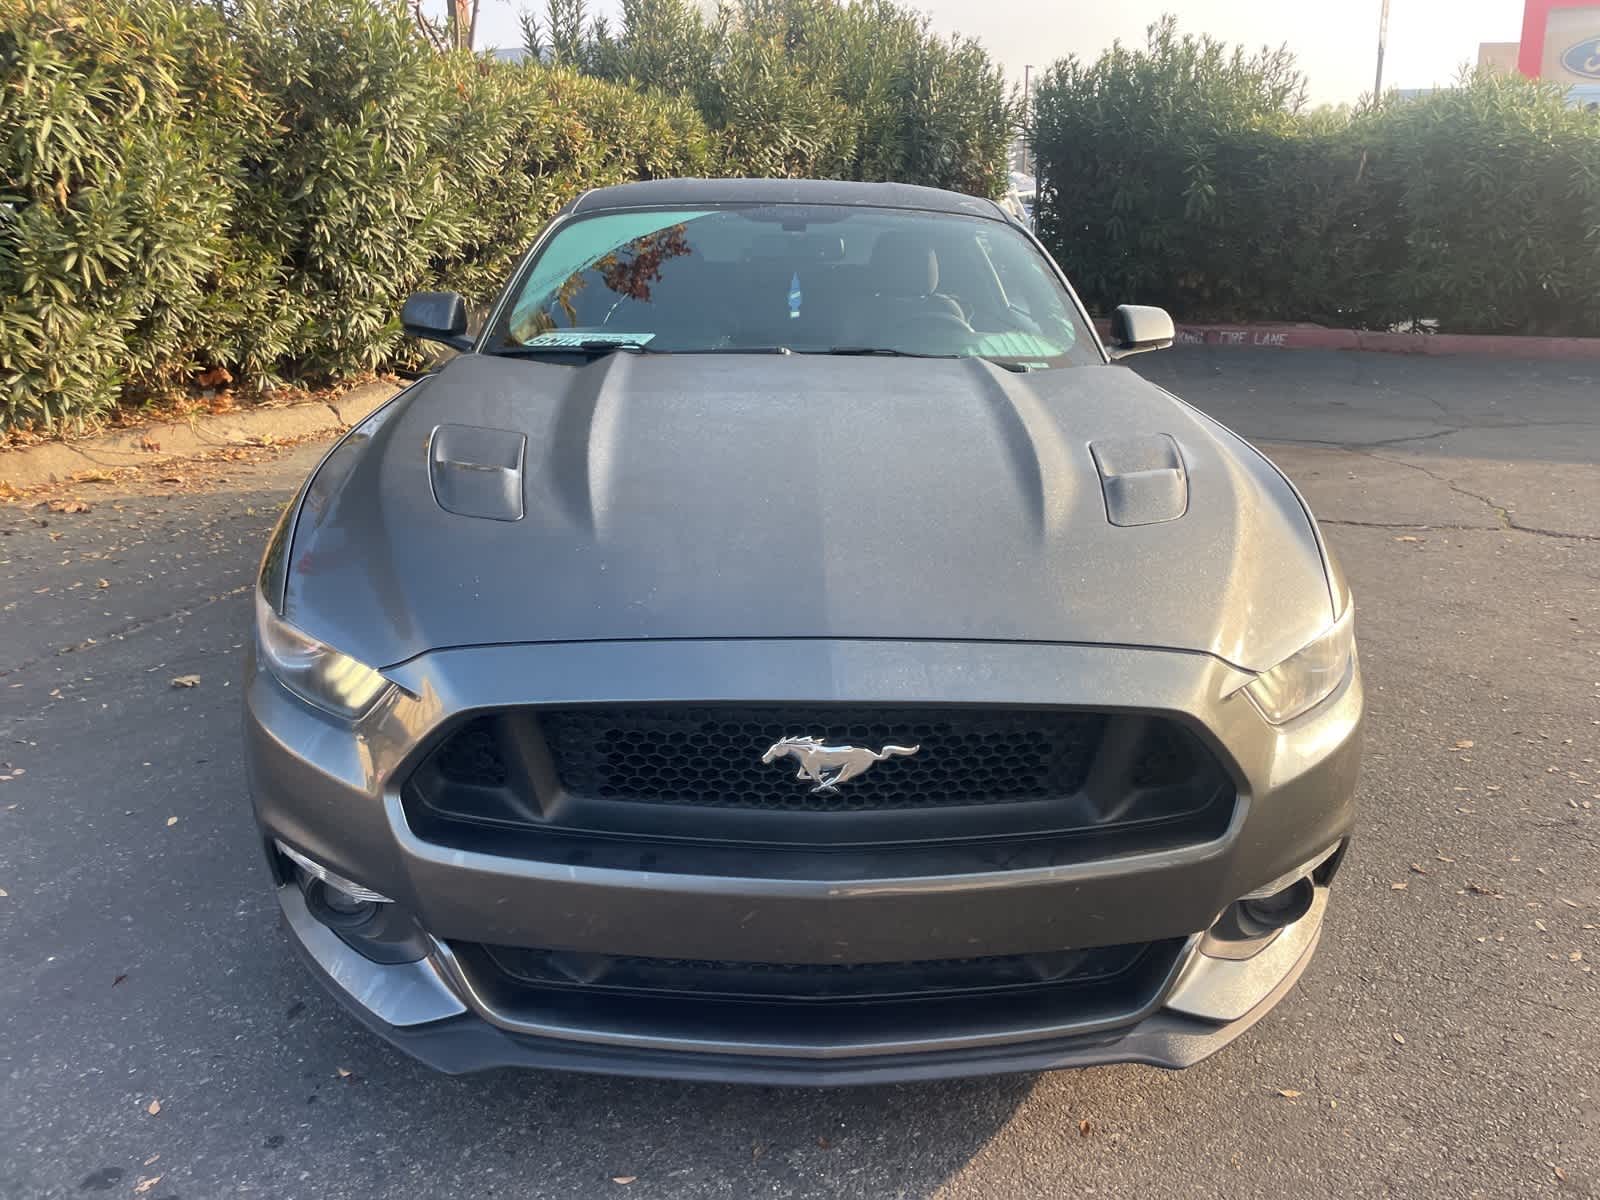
1089,434,1188,527
429,424,527,521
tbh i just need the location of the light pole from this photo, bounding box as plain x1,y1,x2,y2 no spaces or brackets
1022,64,1034,175
1374,0,1391,97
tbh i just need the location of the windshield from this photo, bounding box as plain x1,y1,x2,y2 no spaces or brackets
489,204,1098,367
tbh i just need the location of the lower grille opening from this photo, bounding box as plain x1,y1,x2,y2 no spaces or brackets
449,938,1190,1050
402,704,1236,865
480,941,1152,1004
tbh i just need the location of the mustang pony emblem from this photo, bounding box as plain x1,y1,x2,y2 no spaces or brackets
760,735,920,793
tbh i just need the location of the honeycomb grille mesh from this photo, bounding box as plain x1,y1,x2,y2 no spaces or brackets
537,706,1108,811
479,940,1153,1002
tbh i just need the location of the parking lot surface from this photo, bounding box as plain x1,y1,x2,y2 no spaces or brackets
2,349,1597,1199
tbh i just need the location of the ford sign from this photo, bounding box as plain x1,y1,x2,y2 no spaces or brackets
1563,35,1600,79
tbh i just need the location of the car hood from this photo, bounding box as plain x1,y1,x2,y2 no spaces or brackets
283,352,1333,673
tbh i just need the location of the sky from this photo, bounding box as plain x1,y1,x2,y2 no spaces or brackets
463,0,1530,106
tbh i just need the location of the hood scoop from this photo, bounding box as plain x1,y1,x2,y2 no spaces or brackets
1089,434,1188,526
429,424,526,521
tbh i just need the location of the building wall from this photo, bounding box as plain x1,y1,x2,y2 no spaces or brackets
1477,41,1520,71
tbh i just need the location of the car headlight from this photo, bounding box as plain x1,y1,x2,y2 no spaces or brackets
1244,605,1356,724
254,590,390,718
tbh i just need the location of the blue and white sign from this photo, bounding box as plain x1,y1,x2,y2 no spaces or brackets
1563,35,1600,79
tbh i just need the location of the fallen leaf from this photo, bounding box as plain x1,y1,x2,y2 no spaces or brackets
0,888,8,897
133,1176,162,1195
1409,863,1429,875
96,579,109,589
170,674,200,688
1277,1088,1303,1099
1570,951,1584,962
611,1177,637,1186
1394,535,1422,542
1535,920,1547,932
113,974,127,986
45,498,90,514
1391,1032,1406,1045
138,436,162,452
336,1067,351,1078
1556,1166,1568,1181
146,1099,161,1115
1451,739,1474,750
165,816,178,827
1390,882,1408,891
1078,1118,1092,1137
143,1155,159,1166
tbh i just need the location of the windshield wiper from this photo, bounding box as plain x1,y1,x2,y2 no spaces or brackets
493,340,656,360
820,346,960,359
979,357,1039,373
821,347,1039,372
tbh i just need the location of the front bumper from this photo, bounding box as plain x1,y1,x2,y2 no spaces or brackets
247,637,1362,1083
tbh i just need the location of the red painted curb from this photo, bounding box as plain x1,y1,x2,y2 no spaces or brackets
1091,319,1600,361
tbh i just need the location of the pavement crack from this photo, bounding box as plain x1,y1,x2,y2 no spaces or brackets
0,583,253,680
1321,518,1495,532
1356,450,1600,543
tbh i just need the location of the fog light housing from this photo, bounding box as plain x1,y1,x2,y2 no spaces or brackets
1237,877,1315,933
275,839,392,905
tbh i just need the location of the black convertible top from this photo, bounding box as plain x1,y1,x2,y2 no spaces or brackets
564,177,1010,221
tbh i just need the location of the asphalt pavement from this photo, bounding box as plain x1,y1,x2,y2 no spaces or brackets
2,349,1597,1199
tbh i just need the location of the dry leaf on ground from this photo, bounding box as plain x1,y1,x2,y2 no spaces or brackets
1277,1088,1303,1099
170,675,200,688
133,1176,163,1195
146,1099,160,1115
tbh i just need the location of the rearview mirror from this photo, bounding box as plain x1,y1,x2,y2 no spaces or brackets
401,291,472,351
1107,305,1175,360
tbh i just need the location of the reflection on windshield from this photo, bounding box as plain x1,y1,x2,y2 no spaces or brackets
517,224,692,342
496,205,1093,367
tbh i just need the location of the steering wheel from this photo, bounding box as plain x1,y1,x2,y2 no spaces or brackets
885,308,975,337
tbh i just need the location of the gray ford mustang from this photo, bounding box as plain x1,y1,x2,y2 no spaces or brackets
245,178,1362,1084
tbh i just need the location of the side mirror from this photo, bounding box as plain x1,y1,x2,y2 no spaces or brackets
1107,304,1175,360
401,291,472,351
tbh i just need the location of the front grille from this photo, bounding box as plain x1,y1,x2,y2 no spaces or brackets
540,706,1105,812
475,940,1162,1003
403,704,1235,860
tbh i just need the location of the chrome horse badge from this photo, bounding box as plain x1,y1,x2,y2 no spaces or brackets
760,735,920,793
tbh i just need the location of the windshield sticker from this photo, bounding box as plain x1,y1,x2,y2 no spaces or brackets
788,272,803,320
522,331,656,348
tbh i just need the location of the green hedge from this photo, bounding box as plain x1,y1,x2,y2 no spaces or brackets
0,0,715,431
1033,18,1600,336
528,0,1017,197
